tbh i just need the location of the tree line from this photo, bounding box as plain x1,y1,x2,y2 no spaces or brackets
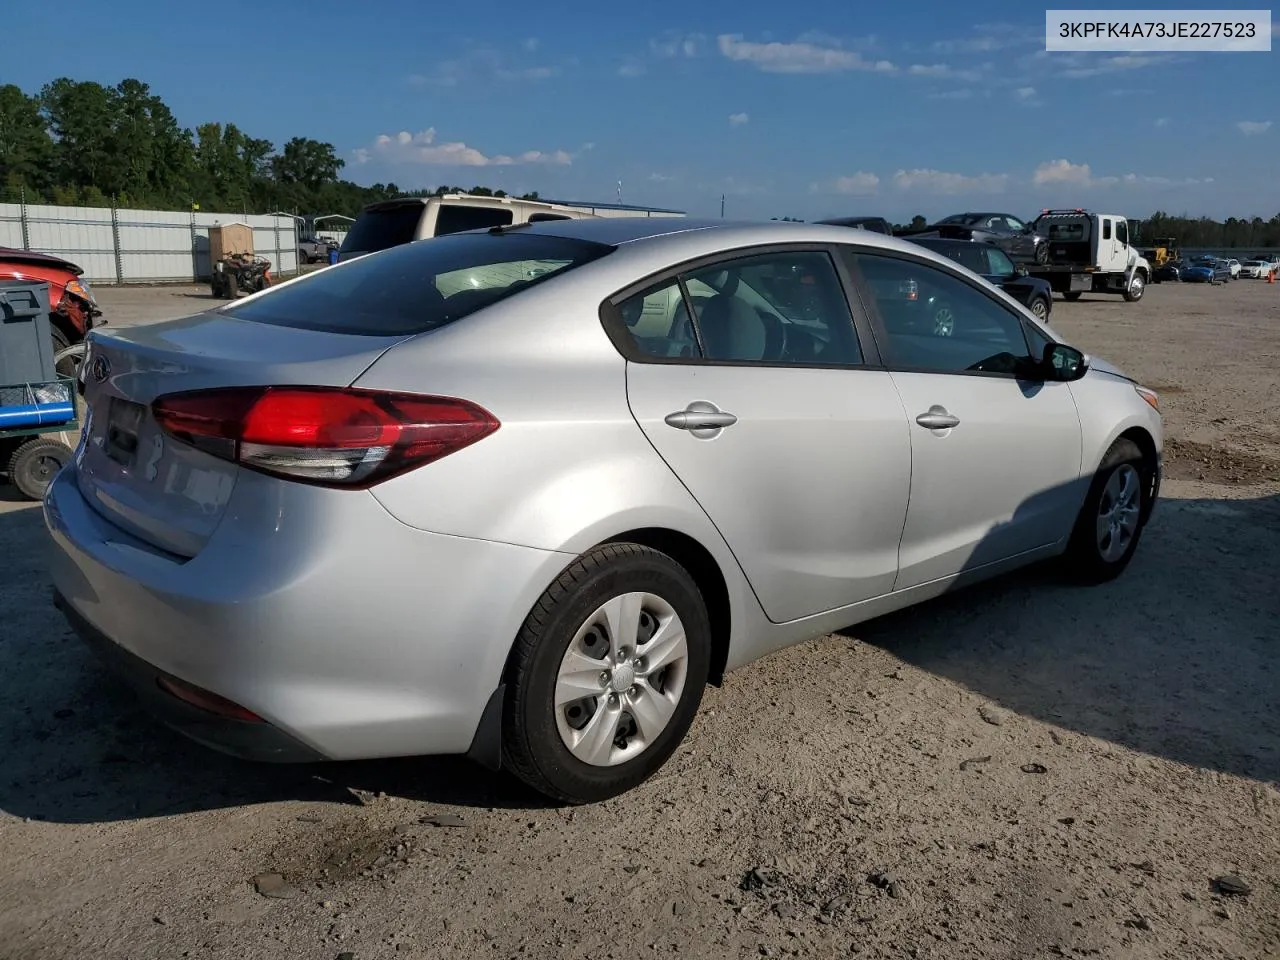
0,78,540,215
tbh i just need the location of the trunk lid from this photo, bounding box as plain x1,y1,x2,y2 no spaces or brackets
75,311,407,557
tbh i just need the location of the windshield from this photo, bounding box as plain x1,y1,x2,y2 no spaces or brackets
340,203,424,254
225,231,613,336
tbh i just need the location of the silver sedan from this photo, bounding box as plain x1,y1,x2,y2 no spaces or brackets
45,217,1164,803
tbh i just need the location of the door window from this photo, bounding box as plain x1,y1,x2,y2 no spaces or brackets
612,250,863,366
846,252,1033,375
1102,219,1113,240
1116,220,1129,245
983,246,1018,279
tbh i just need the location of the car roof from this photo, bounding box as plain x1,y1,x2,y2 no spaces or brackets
499,215,929,254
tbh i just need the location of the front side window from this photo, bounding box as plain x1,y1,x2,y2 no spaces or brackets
846,252,1033,375
614,249,862,366
983,246,1018,278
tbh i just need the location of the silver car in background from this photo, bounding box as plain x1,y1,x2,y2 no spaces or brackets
45,218,1163,804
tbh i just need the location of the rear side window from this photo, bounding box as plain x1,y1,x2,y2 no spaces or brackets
341,204,424,254
434,205,514,236
225,232,613,336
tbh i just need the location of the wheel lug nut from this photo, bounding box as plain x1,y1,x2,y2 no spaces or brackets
607,693,619,707
629,685,639,696
599,672,610,686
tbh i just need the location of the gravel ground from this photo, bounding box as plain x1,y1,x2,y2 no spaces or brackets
1,278,1277,960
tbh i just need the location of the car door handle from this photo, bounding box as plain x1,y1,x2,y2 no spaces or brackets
915,406,960,430
665,410,738,430
664,402,738,431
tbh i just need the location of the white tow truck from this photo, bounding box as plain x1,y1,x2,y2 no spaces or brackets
1026,208,1151,302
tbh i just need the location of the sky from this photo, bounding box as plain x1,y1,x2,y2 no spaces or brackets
6,0,1278,221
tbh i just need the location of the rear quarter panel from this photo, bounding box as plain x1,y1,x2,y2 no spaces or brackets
351,266,770,663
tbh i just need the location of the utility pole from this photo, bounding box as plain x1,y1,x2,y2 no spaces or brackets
617,180,623,205
720,194,725,218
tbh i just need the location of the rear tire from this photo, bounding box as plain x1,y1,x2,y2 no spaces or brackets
1060,438,1150,584
7,437,72,501
500,543,711,804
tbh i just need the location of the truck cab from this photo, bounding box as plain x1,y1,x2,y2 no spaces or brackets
1027,209,1151,302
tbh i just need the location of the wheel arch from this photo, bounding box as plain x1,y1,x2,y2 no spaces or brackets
598,527,732,687
1106,425,1160,522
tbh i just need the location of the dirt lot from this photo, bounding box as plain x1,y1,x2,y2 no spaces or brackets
1,279,1277,960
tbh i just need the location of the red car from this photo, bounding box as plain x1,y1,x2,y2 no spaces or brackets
0,247,104,377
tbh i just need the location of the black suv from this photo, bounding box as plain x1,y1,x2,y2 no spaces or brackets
905,237,1054,321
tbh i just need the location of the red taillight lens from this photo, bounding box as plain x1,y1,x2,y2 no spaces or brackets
152,386,499,487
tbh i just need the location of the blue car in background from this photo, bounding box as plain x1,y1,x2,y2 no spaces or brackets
1181,257,1232,284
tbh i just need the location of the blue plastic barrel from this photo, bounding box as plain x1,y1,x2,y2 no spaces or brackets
328,247,339,265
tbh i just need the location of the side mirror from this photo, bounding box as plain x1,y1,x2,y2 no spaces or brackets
1041,342,1088,381
1015,264,1028,277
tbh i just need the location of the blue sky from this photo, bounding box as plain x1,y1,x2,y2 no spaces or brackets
7,0,1278,220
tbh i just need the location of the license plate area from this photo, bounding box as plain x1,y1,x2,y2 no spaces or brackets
104,397,146,466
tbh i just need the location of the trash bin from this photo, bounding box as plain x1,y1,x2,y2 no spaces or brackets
328,247,340,266
0,281,57,385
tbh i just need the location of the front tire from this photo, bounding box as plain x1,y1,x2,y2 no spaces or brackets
1123,272,1146,302
501,543,711,804
1028,296,1049,321
1061,438,1150,583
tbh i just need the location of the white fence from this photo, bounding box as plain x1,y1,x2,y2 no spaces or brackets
0,200,300,284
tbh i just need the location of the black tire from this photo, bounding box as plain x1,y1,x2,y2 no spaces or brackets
1061,438,1150,584
1034,242,1049,265
53,342,87,382
1123,272,1146,302
501,542,712,804
1063,291,1083,302
7,437,73,501
1028,296,1050,322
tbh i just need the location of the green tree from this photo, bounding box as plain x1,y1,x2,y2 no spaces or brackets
0,84,53,192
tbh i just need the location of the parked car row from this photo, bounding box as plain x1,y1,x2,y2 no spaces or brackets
1155,253,1278,284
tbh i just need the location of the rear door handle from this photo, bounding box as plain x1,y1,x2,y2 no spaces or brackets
664,401,738,433
915,405,960,430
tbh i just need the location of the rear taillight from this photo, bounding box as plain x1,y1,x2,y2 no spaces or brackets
151,385,499,488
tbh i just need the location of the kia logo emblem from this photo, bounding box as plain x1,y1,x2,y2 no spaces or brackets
89,355,110,383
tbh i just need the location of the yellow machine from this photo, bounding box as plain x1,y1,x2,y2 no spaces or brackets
1143,238,1178,268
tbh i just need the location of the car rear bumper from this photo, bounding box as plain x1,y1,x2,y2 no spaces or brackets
53,588,326,763
43,466,574,762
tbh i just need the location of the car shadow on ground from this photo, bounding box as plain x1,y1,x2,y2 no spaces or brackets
852,489,1280,789
0,486,1276,825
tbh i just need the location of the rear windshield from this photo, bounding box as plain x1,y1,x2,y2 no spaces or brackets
341,204,423,254
224,231,613,336
434,204,515,236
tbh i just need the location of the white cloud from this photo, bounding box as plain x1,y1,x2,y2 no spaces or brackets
892,168,1008,195
411,46,562,87
617,58,646,77
1058,53,1178,78
1035,158,1206,189
1154,117,1169,128
521,37,539,52
932,24,1039,53
651,33,704,58
1015,86,1037,100
648,172,675,182
1033,158,1099,186
357,128,573,168
908,62,983,81
717,33,897,74
1237,120,1272,136
929,89,973,100
728,112,750,126
833,172,880,195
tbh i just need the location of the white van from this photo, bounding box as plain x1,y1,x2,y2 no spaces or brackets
337,193,684,262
